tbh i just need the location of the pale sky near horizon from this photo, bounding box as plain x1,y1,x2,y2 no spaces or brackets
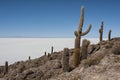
0,0,120,38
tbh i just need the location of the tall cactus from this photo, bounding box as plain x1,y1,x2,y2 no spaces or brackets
99,21,104,41
62,48,69,72
81,39,90,59
4,61,8,74
108,29,111,41
73,6,92,67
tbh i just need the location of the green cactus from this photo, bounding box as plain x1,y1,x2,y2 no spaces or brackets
99,21,104,41
73,6,92,67
81,39,90,59
108,29,112,41
4,61,8,74
62,48,69,72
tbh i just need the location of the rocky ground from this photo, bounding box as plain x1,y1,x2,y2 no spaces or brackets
0,78,5,80
0,37,120,80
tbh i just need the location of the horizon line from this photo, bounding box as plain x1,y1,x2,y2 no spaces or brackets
0,37,107,38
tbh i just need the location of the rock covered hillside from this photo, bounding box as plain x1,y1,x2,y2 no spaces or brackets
0,38,120,80
0,6,120,80
50,38,120,80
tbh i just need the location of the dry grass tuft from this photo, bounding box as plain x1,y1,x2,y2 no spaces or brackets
81,55,104,67
112,44,120,55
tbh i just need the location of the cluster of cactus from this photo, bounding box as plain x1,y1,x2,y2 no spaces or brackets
81,39,90,59
44,46,53,57
73,6,92,67
62,48,69,72
61,5,113,70
99,21,112,41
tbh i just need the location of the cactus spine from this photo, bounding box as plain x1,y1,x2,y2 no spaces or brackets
62,48,69,72
108,29,111,41
51,46,53,54
99,21,104,41
4,61,8,74
73,6,92,67
81,39,90,59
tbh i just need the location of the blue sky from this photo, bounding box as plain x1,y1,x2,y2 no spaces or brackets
0,0,120,38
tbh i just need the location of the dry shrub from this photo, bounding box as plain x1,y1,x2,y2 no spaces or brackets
114,57,120,62
100,40,107,45
81,55,104,67
104,43,112,49
112,44,120,55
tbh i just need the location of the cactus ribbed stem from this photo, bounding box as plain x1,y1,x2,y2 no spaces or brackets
62,48,69,72
81,39,90,59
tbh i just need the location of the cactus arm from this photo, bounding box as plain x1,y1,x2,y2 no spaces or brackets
99,29,101,33
109,29,111,34
74,31,78,37
81,24,92,36
78,6,84,33
99,22,103,32
101,21,103,30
